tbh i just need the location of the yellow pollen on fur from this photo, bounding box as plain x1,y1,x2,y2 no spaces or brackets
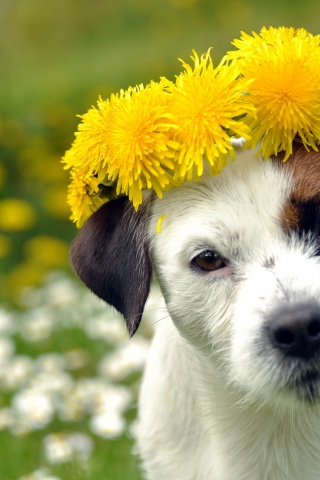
156,214,166,234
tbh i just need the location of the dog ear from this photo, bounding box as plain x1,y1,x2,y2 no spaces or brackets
71,197,152,336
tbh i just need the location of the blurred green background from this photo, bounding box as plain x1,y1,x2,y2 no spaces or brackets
1,0,320,479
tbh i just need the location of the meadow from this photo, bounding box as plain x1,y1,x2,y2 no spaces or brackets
2,0,320,478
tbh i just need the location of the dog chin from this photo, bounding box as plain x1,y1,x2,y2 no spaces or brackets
236,376,320,409
230,354,320,408
286,369,320,404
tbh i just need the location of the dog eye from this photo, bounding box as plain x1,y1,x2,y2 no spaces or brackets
192,250,227,272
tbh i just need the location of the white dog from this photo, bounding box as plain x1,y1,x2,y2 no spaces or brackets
71,141,320,480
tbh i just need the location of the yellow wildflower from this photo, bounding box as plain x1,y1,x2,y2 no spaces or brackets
64,80,179,224
168,49,254,181
63,28,320,227
63,97,110,175
229,27,320,159
105,80,179,209
67,169,108,228
0,199,36,231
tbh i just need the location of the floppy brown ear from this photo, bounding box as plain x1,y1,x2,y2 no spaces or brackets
71,197,152,336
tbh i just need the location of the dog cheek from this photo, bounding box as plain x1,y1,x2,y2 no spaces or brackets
229,268,280,397
158,270,234,352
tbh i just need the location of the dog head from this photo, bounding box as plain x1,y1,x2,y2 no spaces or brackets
71,141,320,407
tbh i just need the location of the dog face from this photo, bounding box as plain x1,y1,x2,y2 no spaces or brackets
71,142,320,408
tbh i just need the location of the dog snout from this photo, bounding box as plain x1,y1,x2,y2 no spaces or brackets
268,306,320,359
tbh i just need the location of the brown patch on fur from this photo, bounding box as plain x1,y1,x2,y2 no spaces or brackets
281,202,300,233
275,142,320,233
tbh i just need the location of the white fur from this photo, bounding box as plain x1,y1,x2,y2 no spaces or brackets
136,148,320,479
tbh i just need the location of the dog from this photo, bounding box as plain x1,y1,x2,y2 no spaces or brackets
71,140,320,480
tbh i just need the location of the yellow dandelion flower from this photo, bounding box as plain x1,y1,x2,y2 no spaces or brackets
64,28,320,228
63,98,110,175
0,199,36,231
168,49,254,181
229,27,320,159
105,80,179,209
229,27,305,61
67,169,108,228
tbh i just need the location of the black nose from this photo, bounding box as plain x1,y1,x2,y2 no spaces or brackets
268,306,320,359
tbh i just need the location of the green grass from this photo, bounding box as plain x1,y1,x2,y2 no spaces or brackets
0,430,142,480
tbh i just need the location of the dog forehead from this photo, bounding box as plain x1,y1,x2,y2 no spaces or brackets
149,149,291,254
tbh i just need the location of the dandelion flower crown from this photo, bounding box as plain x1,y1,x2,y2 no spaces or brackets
63,27,320,228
